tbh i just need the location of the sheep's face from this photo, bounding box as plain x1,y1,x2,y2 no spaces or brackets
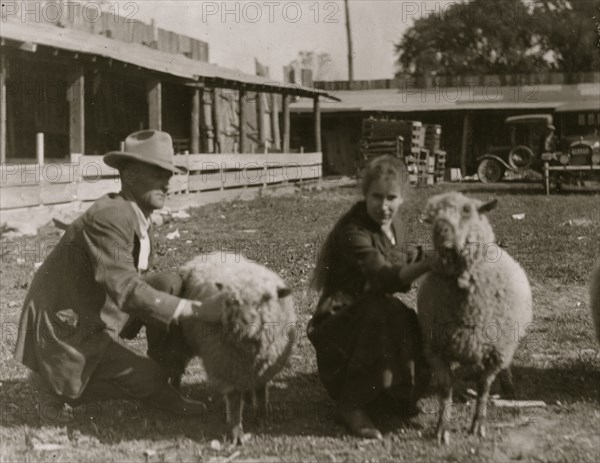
222,287,293,340
424,192,497,275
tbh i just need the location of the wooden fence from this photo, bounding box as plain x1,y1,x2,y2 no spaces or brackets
314,72,600,91
0,152,322,211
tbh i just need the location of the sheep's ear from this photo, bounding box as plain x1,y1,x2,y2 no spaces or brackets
478,199,498,214
277,287,292,299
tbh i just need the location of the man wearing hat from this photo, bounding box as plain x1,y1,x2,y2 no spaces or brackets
14,130,224,419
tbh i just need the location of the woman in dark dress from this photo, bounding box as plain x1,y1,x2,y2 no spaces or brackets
307,155,432,439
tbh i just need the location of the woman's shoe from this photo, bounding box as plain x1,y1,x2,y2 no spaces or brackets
339,407,383,440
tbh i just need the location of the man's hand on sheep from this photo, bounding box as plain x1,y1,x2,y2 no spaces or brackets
176,292,231,324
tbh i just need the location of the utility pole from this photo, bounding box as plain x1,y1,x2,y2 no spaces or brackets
344,0,354,84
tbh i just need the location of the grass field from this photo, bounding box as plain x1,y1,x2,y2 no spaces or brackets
1,181,599,462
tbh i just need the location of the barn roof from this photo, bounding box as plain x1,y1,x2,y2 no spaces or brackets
0,20,338,100
290,83,598,113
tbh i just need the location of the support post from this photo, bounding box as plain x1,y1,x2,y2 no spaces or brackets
212,88,221,153
271,93,280,150
257,91,266,147
147,79,162,130
282,93,290,153
239,87,246,153
36,133,44,165
202,88,213,153
460,112,470,176
191,87,201,153
313,96,321,153
0,53,6,163
68,65,85,155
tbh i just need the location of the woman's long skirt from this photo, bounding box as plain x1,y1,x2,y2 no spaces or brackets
307,292,429,409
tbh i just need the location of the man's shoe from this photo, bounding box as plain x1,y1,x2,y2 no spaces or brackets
29,373,73,424
146,385,206,416
339,407,383,440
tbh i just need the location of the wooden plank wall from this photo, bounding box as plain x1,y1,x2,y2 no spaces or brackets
30,4,210,62
0,153,322,210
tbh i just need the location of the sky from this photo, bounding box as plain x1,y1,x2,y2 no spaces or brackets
110,0,454,81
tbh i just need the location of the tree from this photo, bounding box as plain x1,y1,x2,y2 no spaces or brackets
531,0,600,74
395,0,548,77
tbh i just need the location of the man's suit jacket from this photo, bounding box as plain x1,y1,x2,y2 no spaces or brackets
13,193,181,399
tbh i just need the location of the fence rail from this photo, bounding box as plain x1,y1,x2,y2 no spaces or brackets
0,152,322,211
314,72,600,91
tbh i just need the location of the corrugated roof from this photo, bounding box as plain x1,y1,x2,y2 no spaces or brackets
290,84,599,113
0,20,337,100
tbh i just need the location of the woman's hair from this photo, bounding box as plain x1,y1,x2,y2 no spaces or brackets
310,209,352,292
361,155,409,196
311,155,409,292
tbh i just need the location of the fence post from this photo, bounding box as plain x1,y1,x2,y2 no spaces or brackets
36,133,44,165
70,153,82,203
184,151,190,201
36,133,44,206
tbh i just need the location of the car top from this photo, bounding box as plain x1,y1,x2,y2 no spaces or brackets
505,114,554,125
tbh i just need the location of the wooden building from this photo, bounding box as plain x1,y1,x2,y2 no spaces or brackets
290,77,599,176
0,13,337,222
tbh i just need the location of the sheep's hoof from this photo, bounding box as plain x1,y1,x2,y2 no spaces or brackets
469,422,486,439
436,428,451,445
229,425,249,446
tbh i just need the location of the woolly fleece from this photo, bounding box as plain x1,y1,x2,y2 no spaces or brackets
418,192,533,372
179,253,296,392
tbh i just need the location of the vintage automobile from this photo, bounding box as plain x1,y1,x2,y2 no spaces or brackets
476,114,552,183
541,104,600,194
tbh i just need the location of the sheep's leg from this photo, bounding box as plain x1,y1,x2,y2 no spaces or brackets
498,367,515,399
469,370,498,438
243,390,255,406
431,359,453,445
255,383,269,426
224,390,246,446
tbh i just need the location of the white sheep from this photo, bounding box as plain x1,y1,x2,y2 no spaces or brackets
417,192,532,444
590,260,600,345
150,253,296,445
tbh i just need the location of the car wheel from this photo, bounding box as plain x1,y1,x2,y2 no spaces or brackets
477,159,505,183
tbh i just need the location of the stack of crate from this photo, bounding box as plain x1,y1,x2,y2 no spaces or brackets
360,118,405,166
434,150,447,183
424,124,446,184
360,118,443,187
402,121,430,186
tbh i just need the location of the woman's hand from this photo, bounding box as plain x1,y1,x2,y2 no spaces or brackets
398,259,433,287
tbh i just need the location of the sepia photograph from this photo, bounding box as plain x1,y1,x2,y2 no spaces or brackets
0,0,599,461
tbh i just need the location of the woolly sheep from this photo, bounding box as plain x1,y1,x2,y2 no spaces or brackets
590,260,600,345
417,192,532,444
149,253,296,445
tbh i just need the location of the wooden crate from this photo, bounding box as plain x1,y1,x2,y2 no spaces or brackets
434,150,447,183
424,124,442,153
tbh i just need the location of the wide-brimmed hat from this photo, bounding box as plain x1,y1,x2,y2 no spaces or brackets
104,130,186,174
